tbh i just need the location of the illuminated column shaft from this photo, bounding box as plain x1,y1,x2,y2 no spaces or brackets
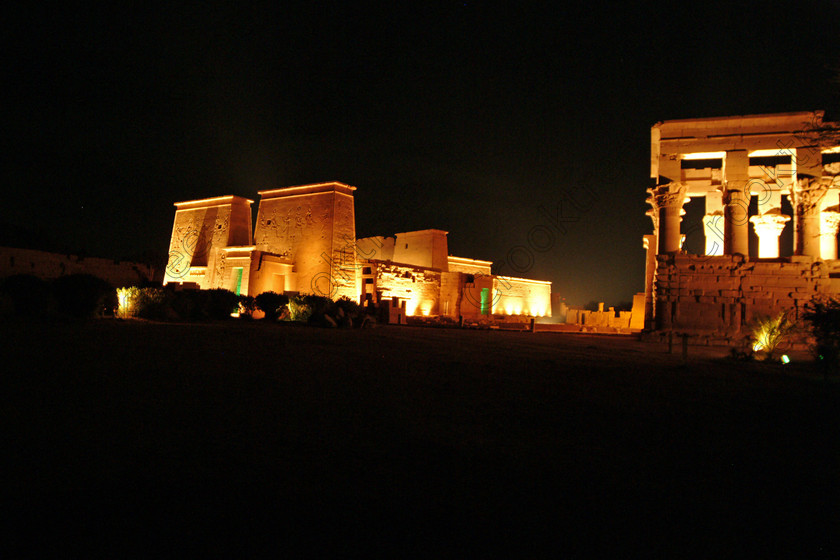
793,177,828,258
722,150,750,256
820,211,840,260
749,214,789,258
702,214,724,255
723,186,750,256
650,182,687,254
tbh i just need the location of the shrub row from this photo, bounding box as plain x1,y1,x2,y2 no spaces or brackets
1,273,117,319
116,286,368,327
117,286,240,321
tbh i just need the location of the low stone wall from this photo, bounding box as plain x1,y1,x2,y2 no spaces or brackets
654,253,840,333
0,246,159,287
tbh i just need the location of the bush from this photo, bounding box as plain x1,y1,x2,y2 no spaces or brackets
335,295,360,317
206,289,240,320
52,274,116,318
804,297,840,372
303,294,335,323
238,295,256,318
255,291,289,321
1,274,54,317
286,295,312,323
134,287,170,320
172,290,212,321
750,312,795,361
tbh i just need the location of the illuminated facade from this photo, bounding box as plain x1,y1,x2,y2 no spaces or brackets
164,182,551,320
645,111,840,332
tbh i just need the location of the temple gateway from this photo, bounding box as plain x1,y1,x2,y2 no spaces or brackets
163,182,551,322
646,110,840,333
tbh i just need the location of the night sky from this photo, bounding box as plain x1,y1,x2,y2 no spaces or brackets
5,2,840,306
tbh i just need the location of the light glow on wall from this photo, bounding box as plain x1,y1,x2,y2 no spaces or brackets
420,300,432,316
682,151,726,160
406,296,419,316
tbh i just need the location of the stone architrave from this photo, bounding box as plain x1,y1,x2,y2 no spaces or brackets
791,177,829,258
648,182,687,254
820,210,840,260
749,212,790,258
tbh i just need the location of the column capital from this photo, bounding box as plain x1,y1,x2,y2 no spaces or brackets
749,213,790,236
750,212,790,258
647,182,688,209
821,210,840,234
645,208,658,231
820,210,840,260
648,182,687,254
790,176,832,215
720,181,747,202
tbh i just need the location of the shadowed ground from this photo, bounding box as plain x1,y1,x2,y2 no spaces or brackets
3,320,838,557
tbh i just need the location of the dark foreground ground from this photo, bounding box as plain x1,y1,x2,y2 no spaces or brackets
3,319,839,557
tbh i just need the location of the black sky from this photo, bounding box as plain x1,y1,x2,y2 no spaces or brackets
4,2,840,305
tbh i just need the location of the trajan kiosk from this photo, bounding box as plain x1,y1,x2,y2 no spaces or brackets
646,110,840,334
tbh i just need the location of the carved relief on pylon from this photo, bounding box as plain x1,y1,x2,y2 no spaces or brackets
212,210,230,245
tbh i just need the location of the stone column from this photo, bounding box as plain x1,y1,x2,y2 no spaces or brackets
722,186,750,256
749,181,789,258
642,234,657,329
792,177,828,258
820,211,840,260
722,150,750,256
749,213,790,258
648,182,687,254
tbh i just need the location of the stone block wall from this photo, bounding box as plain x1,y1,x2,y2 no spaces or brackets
492,277,551,318
0,246,158,287
654,253,840,333
373,261,441,316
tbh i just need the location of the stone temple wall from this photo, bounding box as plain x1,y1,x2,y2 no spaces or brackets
372,261,441,317
654,253,840,333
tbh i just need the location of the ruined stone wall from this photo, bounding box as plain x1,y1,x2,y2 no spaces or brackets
374,261,441,316
0,246,158,286
654,254,840,333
